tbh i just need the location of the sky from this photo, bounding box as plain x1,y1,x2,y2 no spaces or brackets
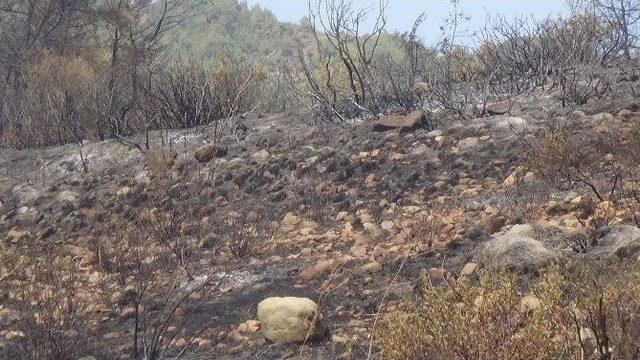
245,0,568,45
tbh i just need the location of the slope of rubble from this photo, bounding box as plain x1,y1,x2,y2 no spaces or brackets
2,97,640,359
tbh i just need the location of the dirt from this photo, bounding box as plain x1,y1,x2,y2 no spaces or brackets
2,97,640,359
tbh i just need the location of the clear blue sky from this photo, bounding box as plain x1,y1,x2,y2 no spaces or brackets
245,0,568,45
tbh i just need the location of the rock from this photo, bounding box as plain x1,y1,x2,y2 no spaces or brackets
116,186,131,197
7,228,29,243
434,180,448,190
503,171,518,188
57,190,79,205
237,319,261,334
359,261,382,274
486,99,519,115
460,262,478,277
364,173,378,188
592,225,640,260
194,144,227,163
476,224,560,273
251,150,271,164
120,306,137,320
12,184,42,205
592,113,614,122
373,110,427,132
77,357,98,360
413,81,429,96
135,171,151,186
281,212,301,229
618,109,633,118
523,171,535,183
456,137,480,152
494,116,527,130
257,297,322,343
300,259,335,280
568,110,586,120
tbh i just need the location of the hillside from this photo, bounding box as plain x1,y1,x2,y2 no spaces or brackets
3,0,640,359
2,89,640,358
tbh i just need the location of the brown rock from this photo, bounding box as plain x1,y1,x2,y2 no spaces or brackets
195,144,227,163
503,171,518,188
360,261,382,274
237,319,261,334
460,262,478,277
373,110,426,132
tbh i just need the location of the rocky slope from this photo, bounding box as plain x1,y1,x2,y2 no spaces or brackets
2,97,640,359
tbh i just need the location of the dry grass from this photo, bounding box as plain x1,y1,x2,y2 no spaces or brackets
379,262,640,360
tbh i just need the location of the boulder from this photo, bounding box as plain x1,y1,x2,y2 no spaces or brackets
493,116,528,130
251,150,271,164
476,224,560,273
257,297,322,343
486,99,519,115
194,144,227,163
592,225,640,260
373,110,427,132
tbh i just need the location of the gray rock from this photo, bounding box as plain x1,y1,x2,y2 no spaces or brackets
251,150,271,164
592,225,640,260
134,171,151,186
493,116,528,130
12,184,43,205
476,224,560,273
57,190,79,205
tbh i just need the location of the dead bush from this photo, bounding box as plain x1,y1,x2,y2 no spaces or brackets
5,254,101,360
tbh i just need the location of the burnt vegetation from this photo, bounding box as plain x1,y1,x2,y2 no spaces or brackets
4,0,640,359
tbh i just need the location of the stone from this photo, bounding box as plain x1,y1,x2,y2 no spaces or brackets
116,186,131,197
568,110,586,120
194,144,227,163
486,99,519,115
251,150,271,164
591,225,640,260
135,171,151,186
120,306,137,320
237,319,261,334
618,109,633,118
257,297,322,343
503,171,518,188
359,261,382,275
523,171,535,183
373,110,427,132
460,262,478,277
434,180,448,190
300,259,335,280
494,116,527,130
7,228,29,243
364,173,378,188
456,137,480,152
476,224,560,273
57,190,79,205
